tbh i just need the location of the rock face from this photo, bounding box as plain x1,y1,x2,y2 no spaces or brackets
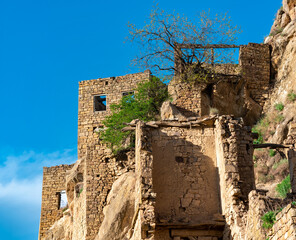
44,212,73,240
263,0,296,146
265,0,296,108
160,100,187,121
95,172,136,240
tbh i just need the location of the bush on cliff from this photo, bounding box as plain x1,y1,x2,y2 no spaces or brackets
100,76,169,154
276,175,291,198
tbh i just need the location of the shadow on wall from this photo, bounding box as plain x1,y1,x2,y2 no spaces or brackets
151,129,222,225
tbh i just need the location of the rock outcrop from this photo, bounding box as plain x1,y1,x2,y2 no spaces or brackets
95,172,136,240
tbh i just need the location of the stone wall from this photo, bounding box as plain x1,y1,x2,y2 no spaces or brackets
240,43,271,106
269,203,296,240
168,79,204,117
214,116,255,239
169,43,270,121
133,119,227,240
78,70,151,158
245,190,285,240
151,126,220,224
39,164,74,240
84,146,117,240
289,149,296,194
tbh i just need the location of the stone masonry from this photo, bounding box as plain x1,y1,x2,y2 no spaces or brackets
169,43,271,120
39,41,296,240
78,70,151,158
39,164,74,240
131,115,255,239
39,70,150,240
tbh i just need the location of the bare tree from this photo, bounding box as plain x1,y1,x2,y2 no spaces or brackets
128,6,241,81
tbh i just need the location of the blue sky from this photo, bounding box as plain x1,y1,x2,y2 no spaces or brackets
0,0,281,239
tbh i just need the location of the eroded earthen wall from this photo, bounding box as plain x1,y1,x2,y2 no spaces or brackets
240,43,271,106
134,121,225,240
151,126,220,224
78,70,151,158
215,116,255,239
39,164,74,240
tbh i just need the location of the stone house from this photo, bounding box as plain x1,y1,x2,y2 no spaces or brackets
38,43,296,240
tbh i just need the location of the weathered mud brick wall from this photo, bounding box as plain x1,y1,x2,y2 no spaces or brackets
78,70,151,158
269,203,296,240
39,164,74,240
134,120,224,240
240,43,271,106
214,116,255,239
168,79,204,117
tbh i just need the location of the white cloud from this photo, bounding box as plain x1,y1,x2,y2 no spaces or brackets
0,177,42,204
0,149,77,205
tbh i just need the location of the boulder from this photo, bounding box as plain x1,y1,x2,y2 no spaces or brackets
45,213,72,240
96,172,136,240
160,101,187,121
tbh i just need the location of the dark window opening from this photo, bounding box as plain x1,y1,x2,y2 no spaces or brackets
57,190,68,209
122,91,134,97
94,95,107,111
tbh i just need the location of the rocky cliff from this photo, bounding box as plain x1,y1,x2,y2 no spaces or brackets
252,0,296,196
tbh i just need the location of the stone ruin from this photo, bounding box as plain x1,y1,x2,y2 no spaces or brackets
38,43,296,240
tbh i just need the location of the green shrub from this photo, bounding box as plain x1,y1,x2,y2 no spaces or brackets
269,149,276,157
269,27,283,37
101,76,169,153
274,102,284,111
272,158,288,170
252,116,271,144
77,187,83,197
288,91,296,102
276,175,291,198
261,211,276,229
252,126,264,144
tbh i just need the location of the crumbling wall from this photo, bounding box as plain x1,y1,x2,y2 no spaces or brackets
245,190,285,240
133,119,225,240
84,146,135,240
65,158,87,240
78,70,151,158
240,43,271,106
168,79,204,117
84,147,117,240
169,43,270,121
214,116,255,239
39,164,74,240
151,126,220,224
288,149,296,194
269,203,296,240
132,121,156,240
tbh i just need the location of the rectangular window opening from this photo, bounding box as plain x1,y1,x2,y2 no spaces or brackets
94,95,107,111
58,190,68,209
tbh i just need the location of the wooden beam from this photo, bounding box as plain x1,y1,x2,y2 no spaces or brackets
253,143,291,149
177,43,242,49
